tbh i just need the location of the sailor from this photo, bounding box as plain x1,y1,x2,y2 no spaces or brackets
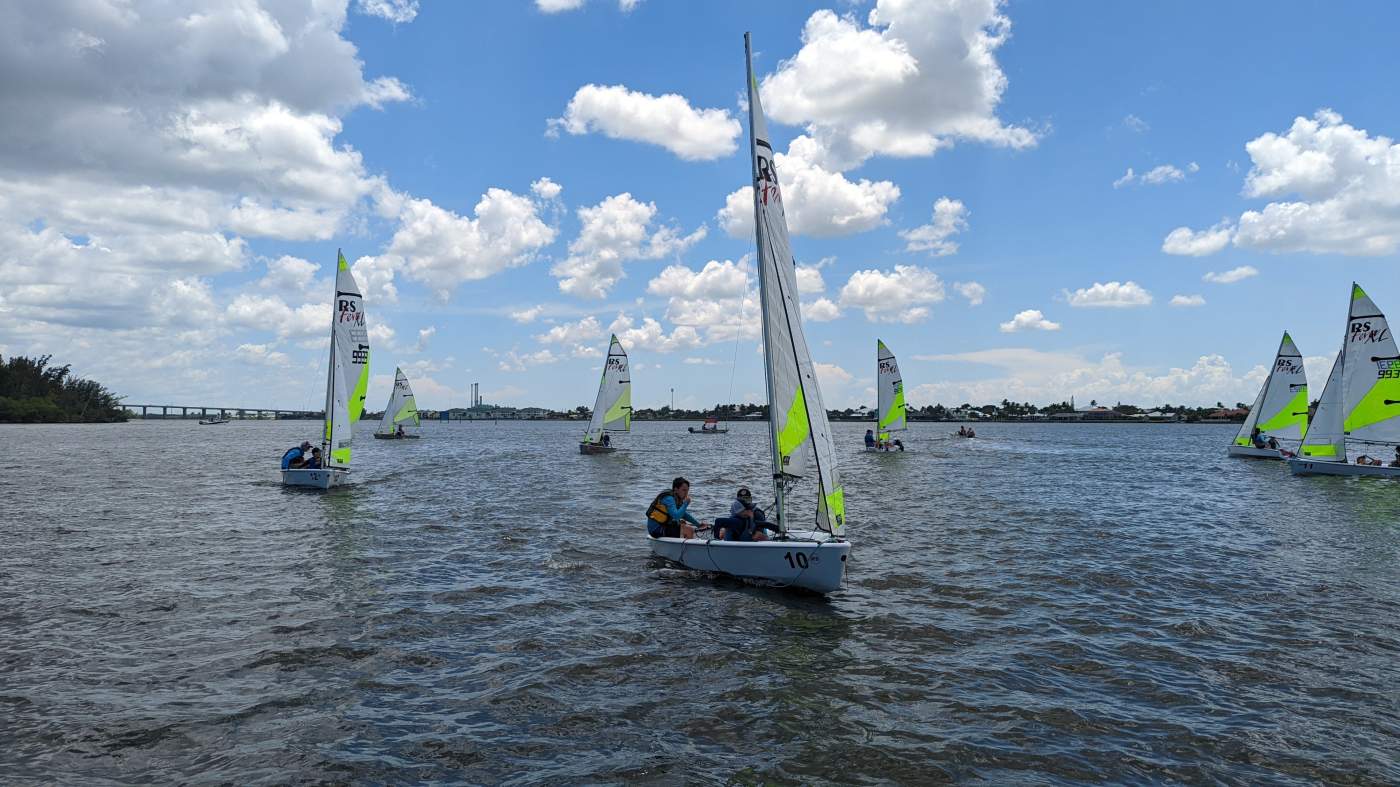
1391,446,1400,467
893,439,905,452
864,429,876,449
281,441,312,469
1250,426,1267,449
715,487,780,542
601,433,611,447
645,477,703,539
304,447,324,469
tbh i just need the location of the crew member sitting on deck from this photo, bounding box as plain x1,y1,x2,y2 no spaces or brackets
601,433,611,447
864,429,876,449
304,447,324,469
1356,455,1383,466
715,487,781,542
1391,446,1400,467
281,441,312,469
646,477,703,538
1250,427,1267,449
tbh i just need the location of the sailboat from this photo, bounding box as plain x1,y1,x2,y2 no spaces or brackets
648,33,850,594
688,416,729,434
372,368,421,439
579,334,631,454
871,339,907,451
1289,282,1400,477
282,250,370,488
1227,331,1308,459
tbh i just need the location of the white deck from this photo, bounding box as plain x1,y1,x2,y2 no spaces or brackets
648,534,849,593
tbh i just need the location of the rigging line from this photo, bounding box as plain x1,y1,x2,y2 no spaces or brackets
726,287,748,415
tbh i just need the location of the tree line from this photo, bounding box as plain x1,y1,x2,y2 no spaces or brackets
0,355,126,423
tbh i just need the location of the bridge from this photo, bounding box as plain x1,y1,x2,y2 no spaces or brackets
120,402,323,420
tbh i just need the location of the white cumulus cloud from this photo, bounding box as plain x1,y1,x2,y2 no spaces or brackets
900,197,969,256
838,265,945,323
553,193,705,298
1065,281,1153,308
1203,266,1258,284
550,84,740,161
1170,294,1206,307
999,309,1060,333
356,0,419,23
1162,222,1235,256
954,281,986,306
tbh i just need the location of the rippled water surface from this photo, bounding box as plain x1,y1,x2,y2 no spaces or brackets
3,420,1399,784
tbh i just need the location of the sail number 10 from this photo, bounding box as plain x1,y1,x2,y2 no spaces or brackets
783,551,810,569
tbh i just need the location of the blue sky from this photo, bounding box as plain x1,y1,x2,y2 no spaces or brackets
3,0,1398,411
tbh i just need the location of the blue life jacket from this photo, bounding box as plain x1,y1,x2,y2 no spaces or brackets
281,447,305,469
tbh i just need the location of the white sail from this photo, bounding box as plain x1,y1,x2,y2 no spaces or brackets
376,367,419,434
877,339,906,441
324,250,370,468
746,34,845,536
1233,332,1308,446
1300,347,1345,461
1341,283,1400,445
584,334,631,441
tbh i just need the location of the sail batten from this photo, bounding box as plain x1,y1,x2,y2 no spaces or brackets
746,33,844,536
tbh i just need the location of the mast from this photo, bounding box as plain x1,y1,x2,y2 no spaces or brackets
321,249,340,460
746,32,786,532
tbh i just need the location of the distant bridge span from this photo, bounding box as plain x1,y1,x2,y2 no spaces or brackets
120,402,322,420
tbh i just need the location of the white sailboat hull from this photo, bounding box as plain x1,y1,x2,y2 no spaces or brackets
1287,458,1400,478
1227,445,1284,459
648,535,849,593
372,432,420,440
281,468,347,488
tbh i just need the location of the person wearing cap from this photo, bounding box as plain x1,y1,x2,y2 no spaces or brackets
281,441,313,470
715,487,780,542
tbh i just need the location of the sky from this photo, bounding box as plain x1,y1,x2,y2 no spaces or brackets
3,0,1399,412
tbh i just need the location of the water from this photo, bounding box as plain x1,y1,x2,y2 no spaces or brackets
3,420,1398,785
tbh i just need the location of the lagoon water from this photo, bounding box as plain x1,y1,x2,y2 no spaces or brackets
2,420,1399,784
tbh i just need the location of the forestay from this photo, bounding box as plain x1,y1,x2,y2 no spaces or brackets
1341,283,1400,444
1233,331,1308,446
324,251,370,468
877,340,906,442
746,34,845,536
584,334,631,442
377,367,419,434
1299,347,1345,460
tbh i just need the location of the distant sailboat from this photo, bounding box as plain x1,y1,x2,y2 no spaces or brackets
373,367,421,439
580,334,631,454
1227,331,1308,459
282,251,370,488
1290,282,1400,477
688,416,729,434
648,34,850,593
872,339,907,451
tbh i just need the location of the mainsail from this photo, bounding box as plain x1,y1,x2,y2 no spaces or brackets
377,367,419,434
877,339,906,442
1233,331,1308,446
1299,347,1345,460
1341,283,1400,444
746,33,845,536
584,334,631,442
324,250,370,468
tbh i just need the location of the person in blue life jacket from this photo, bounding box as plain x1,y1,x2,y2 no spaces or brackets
1250,426,1267,449
864,429,876,449
601,432,611,447
645,476,704,538
281,441,312,469
714,487,781,542
303,447,324,469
